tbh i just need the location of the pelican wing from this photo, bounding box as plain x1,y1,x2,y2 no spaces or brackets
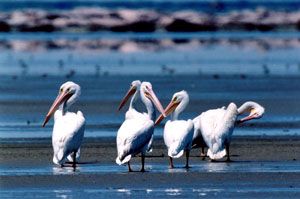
201,104,238,159
116,117,154,164
199,108,226,148
125,108,145,120
164,119,194,158
52,110,85,165
192,115,207,148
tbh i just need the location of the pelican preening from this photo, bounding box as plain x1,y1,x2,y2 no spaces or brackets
155,91,194,169
116,81,165,172
193,101,265,161
42,81,85,169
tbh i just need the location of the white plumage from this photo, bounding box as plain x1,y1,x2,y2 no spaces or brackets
52,110,85,165
156,90,194,168
42,81,85,168
199,103,237,160
164,120,194,159
116,115,154,165
193,101,264,161
116,81,165,172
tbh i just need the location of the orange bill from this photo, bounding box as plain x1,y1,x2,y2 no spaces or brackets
144,88,166,118
237,114,256,124
117,86,136,111
155,99,179,126
42,90,73,127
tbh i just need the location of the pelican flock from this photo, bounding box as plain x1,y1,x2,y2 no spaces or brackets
116,81,165,172
42,81,85,169
193,101,265,161
41,80,265,171
155,91,194,168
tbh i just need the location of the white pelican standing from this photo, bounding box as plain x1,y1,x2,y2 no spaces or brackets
155,91,194,169
193,101,264,161
42,81,85,169
116,81,165,172
118,80,154,154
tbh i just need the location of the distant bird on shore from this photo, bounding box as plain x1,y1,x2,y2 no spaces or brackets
193,101,264,161
161,65,175,75
155,91,194,169
116,81,165,172
42,81,85,169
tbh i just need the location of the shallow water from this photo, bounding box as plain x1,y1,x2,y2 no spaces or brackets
0,74,299,138
1,32,300,77
2,187,299,199
1,161,300,176
1,162,300,198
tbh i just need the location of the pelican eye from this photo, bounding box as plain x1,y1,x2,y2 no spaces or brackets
60,88,63,93
67,88,70,92
173,97,177,102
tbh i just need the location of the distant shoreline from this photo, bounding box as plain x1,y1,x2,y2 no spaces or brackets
1,8,299,33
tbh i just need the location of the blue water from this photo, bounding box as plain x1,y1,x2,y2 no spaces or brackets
1,162,300,176
1,162,300,198
1,31,300,76
1,187,300,199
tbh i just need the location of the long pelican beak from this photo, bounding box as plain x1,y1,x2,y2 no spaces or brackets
118,86,136,111
237,109,257,124
155,99,180,126
42,90,73,127
237,114,256,124
145,88,166,118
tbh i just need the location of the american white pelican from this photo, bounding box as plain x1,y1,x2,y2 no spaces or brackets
193,101,264,161
116,81,165,172
42,81,85,168
155,91,194,169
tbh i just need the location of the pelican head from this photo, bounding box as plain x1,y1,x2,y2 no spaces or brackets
118,80,141,111
237,101,265,124
155,90,189,125
42,81,81,127
140,82,166,117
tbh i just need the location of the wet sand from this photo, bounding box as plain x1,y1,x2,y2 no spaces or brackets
1,136,300,196
1,136,300,165
0,76,299,197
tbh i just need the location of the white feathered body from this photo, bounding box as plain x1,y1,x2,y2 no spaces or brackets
116,111,154,165
125,108,154,152
52,110,85,165
199,103,238,160
192,115,206,148
163,119,194,158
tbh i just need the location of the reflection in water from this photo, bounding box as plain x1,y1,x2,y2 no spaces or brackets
54,190,72,199
1,187,299,198
165,188,182,196
202,162,231,172
52,166,81,175
146,189,153,194
1,162,300,176
117,189,131,195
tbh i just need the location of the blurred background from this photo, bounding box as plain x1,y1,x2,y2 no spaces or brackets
0,0,299,139
0,0,299,76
